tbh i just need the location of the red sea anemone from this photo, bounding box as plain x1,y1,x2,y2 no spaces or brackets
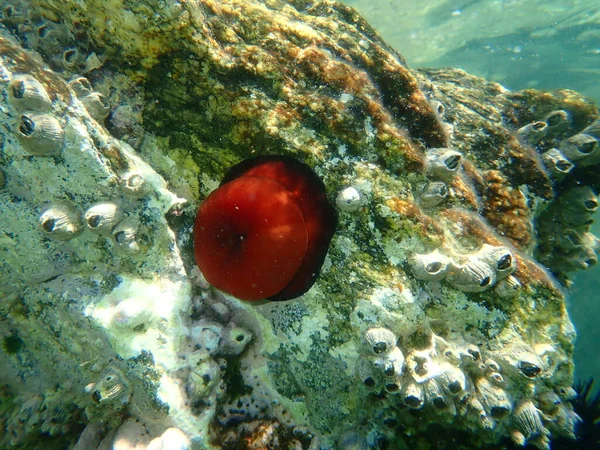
193,156,337,301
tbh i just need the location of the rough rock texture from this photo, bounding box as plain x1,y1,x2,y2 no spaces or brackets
0,1,597,449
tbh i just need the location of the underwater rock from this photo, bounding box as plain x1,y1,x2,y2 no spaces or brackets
0,0,595,449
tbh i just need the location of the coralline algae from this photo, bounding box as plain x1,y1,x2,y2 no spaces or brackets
0,1,598,449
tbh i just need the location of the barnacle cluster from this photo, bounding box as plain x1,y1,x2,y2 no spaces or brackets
410,244,517,293
509,104,600,283
354,325,581,449
0,1,597,449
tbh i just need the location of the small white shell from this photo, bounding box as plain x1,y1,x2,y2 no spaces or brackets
517,121,547,146
541,148,574,176
475,244,516,279
488,371,504,385
512,400,546,439
484,358,501,373
429,100,445,118
543,110,569,135
190,321,223,355
84,202,123,235
438,366,466,395
373,346,405,378
62,47,81,70
68,76,93,97
537,391,561,414
356,358,381,391
402,380,425,409
81,92,110,122
383,376,403,394
362,327,397,356
16,113,64,156
121,171,149,198
419,181,448,207
495,275,521,298
447,257,496,292
424,379,448,409
111,217,140,253
557,186,597,226
219,324,252,355
425,147,462,180
8,74,52,111
39,203,83,240
560,133,599,165
476,377,512,420
90,367,131,407
409,249,452,281
187,356,220,398
336,186,365,212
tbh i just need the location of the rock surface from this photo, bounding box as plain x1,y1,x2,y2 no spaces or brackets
0,1,597,449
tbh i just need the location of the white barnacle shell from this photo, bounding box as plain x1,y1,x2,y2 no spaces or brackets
537,391,561,414
409,249,451,281
566,245,598,270
383,376,403,395
336,186,365,212
111,217,140,253
425,147,462,180
121,171,150,198
190,321,223,355
187,355,220,399
8,74,52,111
553,403,581,440
373,346,405,378
68,76,93,97
543,110,569,135
356,358,381,391
90,367,131,407
475,244,516,279
559,133,599,166
517,121,547,146
487,372,504,386
423,379,449,410
16,113,64,156
475,377,512,420
362,327,397,356
541,148,574,177
219,324,252,355
463,344,482,362
446,257,496,292
429,100,445,118
84,201,123,235
555,385,577,401
62,47,82,70
484,359,501,373
555,228,584,251
558,187,598,226
495,275,521,299
402,380,425,409
467,396,495,430
437,365,467,395
81,92,110,122
419,181,448,207
39,203,83,240
512,400,547,440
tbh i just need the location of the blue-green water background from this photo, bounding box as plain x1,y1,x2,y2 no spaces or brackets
343,0,600,388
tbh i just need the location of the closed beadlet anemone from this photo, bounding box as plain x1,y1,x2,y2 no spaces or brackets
194,155,337,301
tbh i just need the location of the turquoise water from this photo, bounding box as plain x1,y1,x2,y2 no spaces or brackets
344,0,600,389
